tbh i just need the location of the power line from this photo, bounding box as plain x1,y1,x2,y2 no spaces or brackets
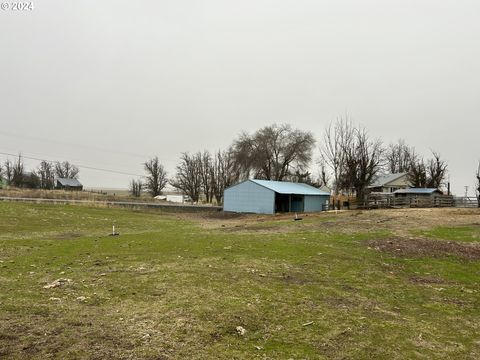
0,151,144,177
0,130,174,163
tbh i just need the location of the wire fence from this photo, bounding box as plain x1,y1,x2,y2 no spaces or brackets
453,197,479,208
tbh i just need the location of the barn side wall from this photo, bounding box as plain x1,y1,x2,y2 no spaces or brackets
223,181,275,214
304,195,330,212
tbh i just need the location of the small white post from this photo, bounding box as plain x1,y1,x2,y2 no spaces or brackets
112,224,115,236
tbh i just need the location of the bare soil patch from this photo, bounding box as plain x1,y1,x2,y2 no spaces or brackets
409,275,451,285
368,237,480,260
194,208,480,236
55,232,83,240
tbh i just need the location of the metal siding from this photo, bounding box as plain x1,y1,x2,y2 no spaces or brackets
304,195,330,212
224,181,275,214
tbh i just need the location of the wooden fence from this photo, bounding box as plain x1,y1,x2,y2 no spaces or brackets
359,193,454,209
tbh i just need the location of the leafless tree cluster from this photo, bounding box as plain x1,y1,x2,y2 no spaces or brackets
385,139,417,173
320,118,384,201
133,121,451,204
210,149,240,204
129,179,143,197
406,151,448,188
134,150,240,203
320,117,450,200
37,160,56,189
170,152,202,202
143,157,168,197
54,161,79,179
0,155,80,189
320,118,354,195
170,149,240,204
232,124,315,181
289,170,323,187
167,124,315,204
384,139,448,189
11,156,26,187
341,127,384,202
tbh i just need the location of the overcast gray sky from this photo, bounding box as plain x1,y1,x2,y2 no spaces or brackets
1,0,479,195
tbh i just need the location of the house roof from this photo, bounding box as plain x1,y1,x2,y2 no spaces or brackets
250,179,330,196
393,188,441,195
57,178,82,187
369,173,407,188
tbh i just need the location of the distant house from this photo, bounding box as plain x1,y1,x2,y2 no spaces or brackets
224,179,330,214
369,173,410,193
55,178,83,191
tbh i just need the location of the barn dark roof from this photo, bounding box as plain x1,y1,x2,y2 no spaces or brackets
57,178,82,187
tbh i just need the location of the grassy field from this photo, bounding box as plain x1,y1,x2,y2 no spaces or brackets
0,202,479,359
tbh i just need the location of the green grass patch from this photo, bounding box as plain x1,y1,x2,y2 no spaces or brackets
0,202,479,359
412,226,480,243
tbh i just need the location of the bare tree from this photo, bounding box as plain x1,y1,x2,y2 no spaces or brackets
320,118,355,195
385,139,417,173
407,158,427,187
318,160,330,188
199,151,213,203
3,159,13,184
426,151,448,188
144,157,168,197
233,124,315,181
289,170,322,187
37,160,55,189
24,171,41,189
11,155,25,187
55,161,79,179
129,179,143,197
171,152,202,203
211,148,240,204
407,151,447,189
338,127,384,203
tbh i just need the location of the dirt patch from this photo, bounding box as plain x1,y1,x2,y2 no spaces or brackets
323,296,357,309
193,208,480,236
279,272,310,285
409,275,450,285
202,211,246,220
368,237,480,260
55,232,83,240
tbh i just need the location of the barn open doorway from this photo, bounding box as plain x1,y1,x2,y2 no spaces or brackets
275,193,304,213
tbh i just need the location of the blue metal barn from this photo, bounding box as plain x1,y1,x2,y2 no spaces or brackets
223,179,331,214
